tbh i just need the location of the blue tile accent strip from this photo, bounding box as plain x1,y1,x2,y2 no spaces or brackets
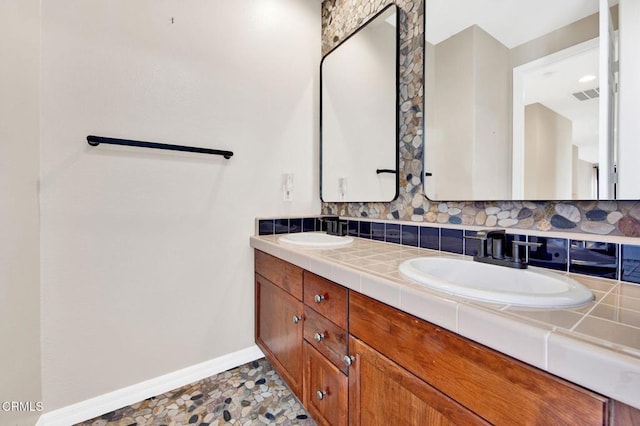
529,237,568,271
359,221,372,239
622,244,640,284
441,228,463,254
289,218,302,233
256,217,637,286
386,223,401,244
371,222,385,242
401,225,419,247
569,240,618,280
258,220,274,236
347,220,359,237
303,218,316,232
274,219,289,234
463,230,480,256
419,226,439,250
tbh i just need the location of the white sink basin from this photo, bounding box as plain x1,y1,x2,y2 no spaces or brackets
278,232,354,248
399,257,594,308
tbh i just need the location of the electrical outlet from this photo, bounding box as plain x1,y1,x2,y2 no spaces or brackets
283,173,293,201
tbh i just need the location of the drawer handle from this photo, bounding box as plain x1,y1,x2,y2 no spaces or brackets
316,390,327,400
343,355,355,367
314,294,326,303
292,315,302,324
314,332,325,342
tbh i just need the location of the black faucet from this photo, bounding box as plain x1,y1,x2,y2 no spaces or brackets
465,229,541,269
321,216,348,237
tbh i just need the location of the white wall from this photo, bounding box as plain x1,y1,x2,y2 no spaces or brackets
0,1,42,425
573,145,596,199
40,0,320,411
617,0,640,198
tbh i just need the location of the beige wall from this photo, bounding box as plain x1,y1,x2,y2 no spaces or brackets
39,0,320,412
426,28,474,199
510,11,603,69
524,103,573,199
426,25,509,200
0,1,42,425
471,26,511,199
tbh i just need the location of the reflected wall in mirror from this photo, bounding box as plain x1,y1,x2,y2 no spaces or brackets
424,0,639,201
321,4,399,202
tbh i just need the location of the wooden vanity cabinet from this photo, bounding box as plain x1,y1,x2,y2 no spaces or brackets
255,250,640,425
349,291,609,425
254,251,304,399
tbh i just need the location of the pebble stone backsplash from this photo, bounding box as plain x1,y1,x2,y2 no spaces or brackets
76,358,315,426
320,0,640,238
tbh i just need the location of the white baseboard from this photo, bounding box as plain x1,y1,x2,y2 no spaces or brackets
36,345,264,426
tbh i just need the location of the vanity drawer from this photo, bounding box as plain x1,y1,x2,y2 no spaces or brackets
303,271,348,329
303,342,348,426
304,306,349,374
255,250,303,300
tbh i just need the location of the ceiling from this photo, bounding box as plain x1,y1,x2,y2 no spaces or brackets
522,42,601,162
425,0,600,48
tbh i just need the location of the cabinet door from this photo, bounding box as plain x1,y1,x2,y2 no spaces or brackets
303,342,348,426
255,274,303,398
348,336,489,426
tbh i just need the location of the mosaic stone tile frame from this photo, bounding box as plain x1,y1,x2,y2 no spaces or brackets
320,0,640,238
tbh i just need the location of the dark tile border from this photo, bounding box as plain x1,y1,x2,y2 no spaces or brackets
257,217,636,285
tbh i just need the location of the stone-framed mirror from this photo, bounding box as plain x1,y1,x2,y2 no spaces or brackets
320,4,399,202
423,0,639,201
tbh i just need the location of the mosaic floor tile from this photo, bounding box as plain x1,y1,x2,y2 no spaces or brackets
76,358,315,426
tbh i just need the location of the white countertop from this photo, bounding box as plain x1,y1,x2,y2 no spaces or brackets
250,233,640,410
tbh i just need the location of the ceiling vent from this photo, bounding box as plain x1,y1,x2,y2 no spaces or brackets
572,87,599,101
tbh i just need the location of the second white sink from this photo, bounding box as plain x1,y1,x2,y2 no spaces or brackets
278,232,354,248
399,257,594,309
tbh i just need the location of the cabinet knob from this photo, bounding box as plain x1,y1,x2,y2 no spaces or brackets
314,294,325,303
314,332,325,342
292,315,302,324
316,390,327,400
343,355,355,367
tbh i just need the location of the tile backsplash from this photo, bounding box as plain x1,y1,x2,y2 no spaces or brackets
257,216,640,286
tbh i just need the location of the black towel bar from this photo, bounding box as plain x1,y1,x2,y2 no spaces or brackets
376,168,397,174
87,135,233,159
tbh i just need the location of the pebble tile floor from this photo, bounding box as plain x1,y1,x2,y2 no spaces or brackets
76,358,316,426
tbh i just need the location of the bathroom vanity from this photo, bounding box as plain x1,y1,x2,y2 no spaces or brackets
252,234,640,425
